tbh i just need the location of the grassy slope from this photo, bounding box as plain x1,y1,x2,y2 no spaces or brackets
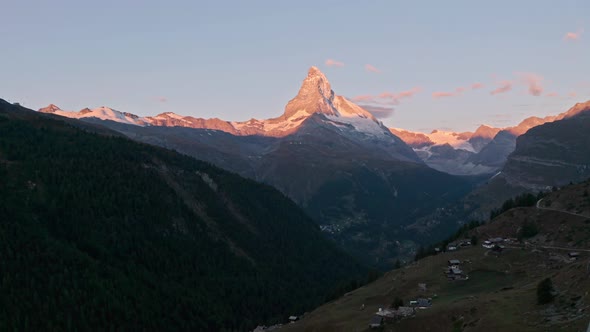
284,181,590,332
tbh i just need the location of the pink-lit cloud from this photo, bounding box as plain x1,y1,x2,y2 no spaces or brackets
432,87,466,99
351,95,376,102
568,92,577,98
432,91,456,98
546,92,559,97
490,81,513,95
365,64,380,73
350,87,420,118
517,73,544,96
564,29,583,41
395,87,422,99
352,87,420,105
378,92,395,99
358,105,394,119
325,59,344,67
351,94,396,106
154,96,168,103
471,82,484,89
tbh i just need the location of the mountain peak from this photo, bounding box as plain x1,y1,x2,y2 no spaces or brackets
307,66,326,78
472,124,501,139
281,66,362,121
39,104,62,113
562,100,590,119
301,66,333,99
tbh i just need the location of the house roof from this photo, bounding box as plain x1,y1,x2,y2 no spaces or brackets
370,315,383,325
416,298,431,306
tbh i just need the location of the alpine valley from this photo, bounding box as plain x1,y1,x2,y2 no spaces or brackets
4,66,590,331
37,67,590,269
39,67,476,268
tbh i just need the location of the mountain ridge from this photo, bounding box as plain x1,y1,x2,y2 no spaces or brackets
39,67,389,139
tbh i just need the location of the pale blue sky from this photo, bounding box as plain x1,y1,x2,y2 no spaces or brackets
2,0,589,132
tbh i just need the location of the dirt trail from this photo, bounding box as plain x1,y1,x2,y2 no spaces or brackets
536,198,589,218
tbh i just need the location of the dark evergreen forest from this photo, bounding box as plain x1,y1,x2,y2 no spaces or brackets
0,100,367,331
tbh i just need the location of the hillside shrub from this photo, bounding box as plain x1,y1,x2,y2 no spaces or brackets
518,221,539,240
537,278,555,304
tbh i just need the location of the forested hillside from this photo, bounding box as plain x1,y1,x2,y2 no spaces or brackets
0,100,366,331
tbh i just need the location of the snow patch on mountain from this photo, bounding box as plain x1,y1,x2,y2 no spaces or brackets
325,115,390,137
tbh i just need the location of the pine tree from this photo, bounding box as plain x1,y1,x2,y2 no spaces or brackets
537,278,555,304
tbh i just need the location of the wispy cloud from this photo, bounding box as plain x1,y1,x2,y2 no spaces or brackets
519,73,544,96
564,29,583,41
546,92,559,97
432,91,456,98
568,92,577,98
350,87,420,119
351,95,375,102
155,96,168,103
325,59,344,67
358,105,394,119
471,82,484,89
365,64,380,73
490,81,513,95
432,87,465,99
352,87,421,105
394,87,422,99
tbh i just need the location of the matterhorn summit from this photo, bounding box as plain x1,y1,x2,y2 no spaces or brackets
282,66,378,122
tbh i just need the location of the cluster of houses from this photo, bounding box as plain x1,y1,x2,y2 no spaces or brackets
445,259,469,281
482,237,510,248
370,294,433,328
445,238,472,251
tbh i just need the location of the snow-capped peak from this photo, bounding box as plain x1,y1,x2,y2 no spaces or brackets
305,66,333,101
39,104,62,113
281,67,378,122
37,105,148,126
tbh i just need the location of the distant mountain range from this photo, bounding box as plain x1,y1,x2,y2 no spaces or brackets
408,100,590,234
390,104,586,176
464,100,590,216
39,67,475,267
36,67,590,266
40,69,587,178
